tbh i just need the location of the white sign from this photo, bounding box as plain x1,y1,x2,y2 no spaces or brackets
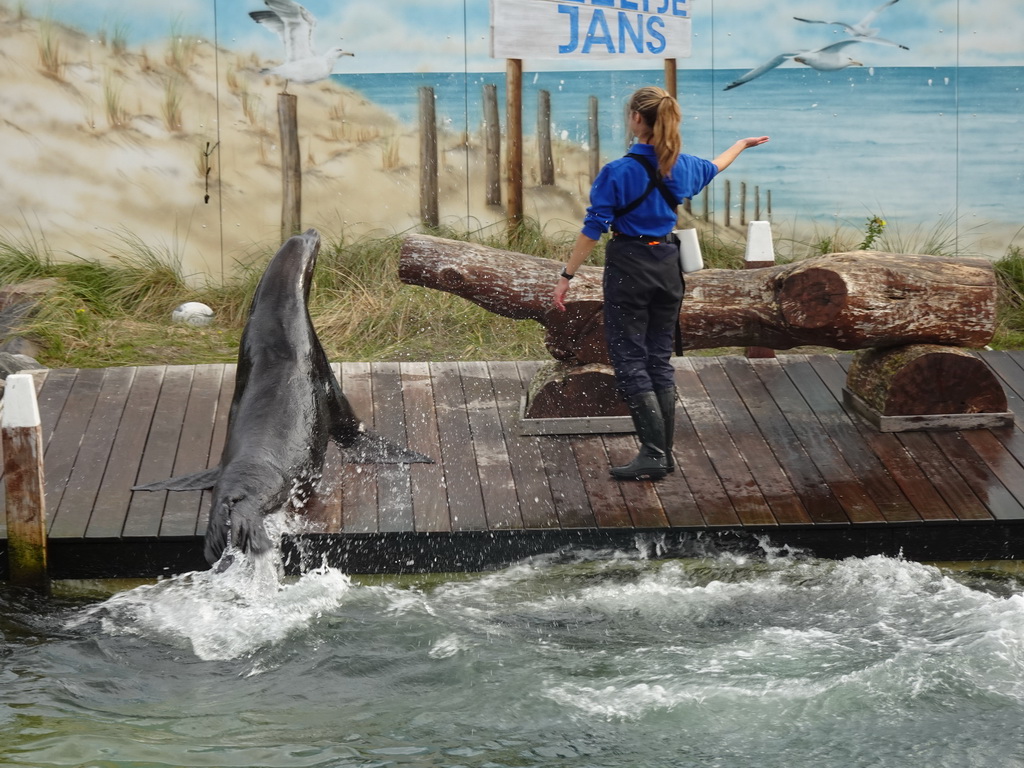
491,0,691,60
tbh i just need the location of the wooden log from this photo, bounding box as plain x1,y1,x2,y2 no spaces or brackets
399,235,997,363
278,93,301,241
846,344,1007,417
2,374,49,591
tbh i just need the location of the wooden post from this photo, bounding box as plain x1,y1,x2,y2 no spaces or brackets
744,221,776,359
723,179,731,228
483,84,501,206
2,374,48,592
767,190,772,218
278,93,301,241
419,86,439,228
537,89,554,186
506,58,523,231
754,185,761,221
588,95,600,184
740,181,747,227
664,59,677,99
702,187,709,221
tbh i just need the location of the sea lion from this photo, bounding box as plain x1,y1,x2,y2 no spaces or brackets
133,229,430,566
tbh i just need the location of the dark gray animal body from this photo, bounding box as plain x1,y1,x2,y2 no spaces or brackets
133,229,429,565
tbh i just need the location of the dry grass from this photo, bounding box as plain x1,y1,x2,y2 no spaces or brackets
37,17,66,81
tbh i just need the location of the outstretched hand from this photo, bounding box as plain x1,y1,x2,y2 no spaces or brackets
740,136,770,149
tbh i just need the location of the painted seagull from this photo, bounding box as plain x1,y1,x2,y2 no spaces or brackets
723,38,903,90
249,0,353,89
794,0,909,50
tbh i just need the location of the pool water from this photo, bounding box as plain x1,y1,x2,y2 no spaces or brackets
2,546,1024,767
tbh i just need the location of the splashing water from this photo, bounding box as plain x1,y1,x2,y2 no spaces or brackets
68,511,352,661
3,551,1024,767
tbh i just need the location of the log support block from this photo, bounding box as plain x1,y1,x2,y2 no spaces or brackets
519,361,632,435
843,344,1013,432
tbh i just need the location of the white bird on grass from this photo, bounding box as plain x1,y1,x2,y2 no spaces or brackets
794,0,909,50
723,38,903,90
249,0,353,90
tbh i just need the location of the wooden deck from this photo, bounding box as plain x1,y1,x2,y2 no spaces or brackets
4,352,1024,578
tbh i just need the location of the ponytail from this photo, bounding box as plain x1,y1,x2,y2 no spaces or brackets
629,86,681,178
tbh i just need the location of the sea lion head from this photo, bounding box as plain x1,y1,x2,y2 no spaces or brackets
248,228,321,314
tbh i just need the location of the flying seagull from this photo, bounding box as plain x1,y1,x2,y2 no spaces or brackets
723,38,902,90
249,0,353,89
794,0,908,50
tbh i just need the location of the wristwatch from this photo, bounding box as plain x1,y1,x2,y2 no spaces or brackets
560,269,574,280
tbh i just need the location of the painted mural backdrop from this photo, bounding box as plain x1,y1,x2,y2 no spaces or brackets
1,0,1021,280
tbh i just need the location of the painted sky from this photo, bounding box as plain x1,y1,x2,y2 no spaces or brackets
40,0,1024,73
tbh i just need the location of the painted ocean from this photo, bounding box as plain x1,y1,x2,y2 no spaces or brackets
336,67,1023,254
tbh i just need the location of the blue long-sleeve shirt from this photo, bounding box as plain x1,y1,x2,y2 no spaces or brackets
581,142,718,240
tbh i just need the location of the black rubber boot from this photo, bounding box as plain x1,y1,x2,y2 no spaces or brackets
655,387,676,474
611,391,668,481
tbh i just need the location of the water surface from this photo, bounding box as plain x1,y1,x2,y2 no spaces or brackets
2,549,1024,767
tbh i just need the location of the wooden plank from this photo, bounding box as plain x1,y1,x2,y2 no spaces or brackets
682,358,784,526
36,368,77,447
42,368,106,534
517,361,595,529
603,432,670,528
958,428,1024,520
86,367,166,538
929,430,1015,520
978,350,1024,410
160,364,224,537
671,365,741,527
431,362,487,531
808,355,957,522
197,366,236,536
489,361,558,529
753,358,882,523
49,367,136,538
123,366,195,537
783,357,919,523
401,362,449,532
720,357,846,524
461,361,522,530
570,435,631,527
372,363,415,533
340,362,378,533
968,351,1024,476
690,358,811,525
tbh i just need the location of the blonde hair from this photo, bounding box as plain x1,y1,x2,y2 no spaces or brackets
629,86,681,178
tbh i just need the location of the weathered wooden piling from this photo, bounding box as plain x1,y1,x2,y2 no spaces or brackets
537,89,554,186
483,84,501,206
278,93,301,241
2,373,49,591
419,86,439,228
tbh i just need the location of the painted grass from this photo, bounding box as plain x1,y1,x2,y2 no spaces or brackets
0,221,1021,369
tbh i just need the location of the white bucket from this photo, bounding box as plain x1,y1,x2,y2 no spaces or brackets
674,228,703,273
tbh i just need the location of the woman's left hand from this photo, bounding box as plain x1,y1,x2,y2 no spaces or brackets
553,276,571,312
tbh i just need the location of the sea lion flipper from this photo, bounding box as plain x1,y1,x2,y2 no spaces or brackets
131,466,221,492
340,430,433,465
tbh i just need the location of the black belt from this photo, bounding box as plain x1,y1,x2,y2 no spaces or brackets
612,232,678,244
